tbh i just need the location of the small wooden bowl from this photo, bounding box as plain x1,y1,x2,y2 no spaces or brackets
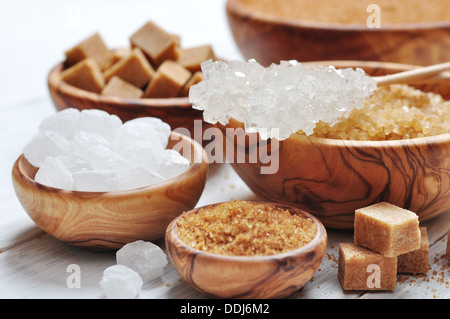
216,61,450,229
165,201,327,299
226,0,450,66
12,132,209,251
48,62,211,137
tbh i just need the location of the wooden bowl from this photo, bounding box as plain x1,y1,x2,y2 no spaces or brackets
48,62,211,137
216,61,450,229
165,201,327,299
226,0,450,66
12,132,209,251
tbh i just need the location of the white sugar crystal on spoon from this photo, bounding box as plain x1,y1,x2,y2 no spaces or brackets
100,264,143,299
34,156,74,190
116,240,168,283
190,59,377,140
38,108,80,140
23,131,71,167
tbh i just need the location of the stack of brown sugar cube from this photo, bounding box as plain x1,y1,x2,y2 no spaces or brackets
338,202,430,291
60,21,216,99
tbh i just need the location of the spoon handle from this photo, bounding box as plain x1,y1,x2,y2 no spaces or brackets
375,61,450,85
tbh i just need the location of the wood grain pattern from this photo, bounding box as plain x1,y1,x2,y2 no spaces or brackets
165,202,327,299
226,0,450,66
216,61,450,229
47,62,213,137
11,132,209,251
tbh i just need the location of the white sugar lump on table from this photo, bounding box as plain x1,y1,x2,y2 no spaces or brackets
24,108,189,192
189,59,377,140
116,240,168,283
100,264,143,299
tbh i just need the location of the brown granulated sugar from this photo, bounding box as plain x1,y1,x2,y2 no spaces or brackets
177,200,317,257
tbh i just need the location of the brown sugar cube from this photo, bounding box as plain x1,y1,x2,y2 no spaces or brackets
338,243,397,291
143,60,191,98
179,71,204,97
65,33,115,71
101,76,143,99
61,58,105,94
397,227,430,274
130,21,178,67
176,45,216,73
354,202,421,257
103,48,155,89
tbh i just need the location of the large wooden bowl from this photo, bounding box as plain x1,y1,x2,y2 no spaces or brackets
12,132,209,251
48,62,211,137
216,61,450,229
165,201,327,299
226,0,450,66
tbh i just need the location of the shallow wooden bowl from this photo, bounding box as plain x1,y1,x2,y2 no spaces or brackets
48,62,211,137
12,132,209,251
216,61,450,229
226,0,450,66
165,201,327,299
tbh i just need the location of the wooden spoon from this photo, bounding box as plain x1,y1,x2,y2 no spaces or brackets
375,61,450,85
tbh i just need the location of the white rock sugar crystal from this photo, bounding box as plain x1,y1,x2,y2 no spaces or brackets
100,264,143,299
116,240,168,283
189,59,378,140
24,109,187,191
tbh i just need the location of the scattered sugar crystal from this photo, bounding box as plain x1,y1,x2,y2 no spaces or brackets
78,109,122,142
100,264,143,299
116,240,168,283
158,149,190,180
23,131,71,167
38,108,80,140
34,156,74,190
116,165,164,191
189,59,377,140
72,169,118,192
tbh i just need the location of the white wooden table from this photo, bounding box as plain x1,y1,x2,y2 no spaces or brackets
0,0,449,300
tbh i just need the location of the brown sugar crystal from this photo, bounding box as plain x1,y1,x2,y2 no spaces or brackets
101,76,143,99
65,33,115,71
143,60,191,98
397,227,430,274
354,202,421,257
176,45,216,73
338,243,397,291
104,48,155,89
130,21,178,67
176,200,318,257
61,58,105,93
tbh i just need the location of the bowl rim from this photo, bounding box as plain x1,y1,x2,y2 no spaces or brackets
166,200,327,262
48,61,192,109
226,0,450,32
14,131,208,196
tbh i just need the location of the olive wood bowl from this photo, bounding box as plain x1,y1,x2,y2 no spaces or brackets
48,62,212,137
165,201,327,299
226,0,450,66
216,61,450,229
12,132,209,251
